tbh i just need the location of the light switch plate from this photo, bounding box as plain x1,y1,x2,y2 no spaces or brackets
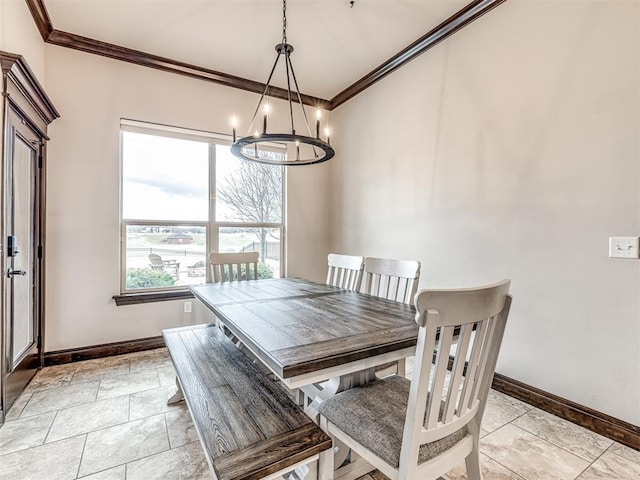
609,237,639,258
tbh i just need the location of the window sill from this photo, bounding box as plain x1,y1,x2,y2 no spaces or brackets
113,289,195,306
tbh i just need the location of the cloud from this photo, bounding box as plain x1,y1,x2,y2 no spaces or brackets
124,174,208,197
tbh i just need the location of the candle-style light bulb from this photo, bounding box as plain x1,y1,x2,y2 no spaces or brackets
262,104,270,134
324,127,331,145
231,116,238,143
315,109,321,138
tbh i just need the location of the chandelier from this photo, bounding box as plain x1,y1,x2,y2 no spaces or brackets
230,0,335,166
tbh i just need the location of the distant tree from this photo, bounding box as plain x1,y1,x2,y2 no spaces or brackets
217,158,283,261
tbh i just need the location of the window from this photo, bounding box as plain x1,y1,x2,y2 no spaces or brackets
120,120,285,293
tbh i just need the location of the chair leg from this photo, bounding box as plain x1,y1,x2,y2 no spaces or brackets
318,416,334,480
465,448,483,480
465,421,483,480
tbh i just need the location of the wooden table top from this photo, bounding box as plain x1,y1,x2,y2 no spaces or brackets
190,278,418,384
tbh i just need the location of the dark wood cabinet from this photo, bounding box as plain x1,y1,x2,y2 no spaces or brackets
0,51,58,423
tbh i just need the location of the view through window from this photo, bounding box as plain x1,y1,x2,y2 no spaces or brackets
121,122,285,292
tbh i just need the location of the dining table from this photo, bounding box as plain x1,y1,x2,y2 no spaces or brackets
188,277,419,479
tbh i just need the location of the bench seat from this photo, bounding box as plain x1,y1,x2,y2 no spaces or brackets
163,323,333,480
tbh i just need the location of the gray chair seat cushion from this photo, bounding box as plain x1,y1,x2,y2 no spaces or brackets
318,375,467,468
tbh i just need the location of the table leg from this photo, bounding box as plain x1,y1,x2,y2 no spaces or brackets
166,377,185,405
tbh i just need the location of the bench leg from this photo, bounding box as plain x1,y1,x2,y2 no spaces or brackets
167,377,185,405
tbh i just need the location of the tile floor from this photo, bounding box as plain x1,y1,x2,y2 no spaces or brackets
0,349,638,480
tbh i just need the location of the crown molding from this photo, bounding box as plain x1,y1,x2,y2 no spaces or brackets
46,29,331,110
25,0,505,110
329,0,506,110
24,0,53,41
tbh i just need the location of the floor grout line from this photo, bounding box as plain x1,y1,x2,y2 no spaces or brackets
6,350,637,480
478,452,527,480
75,434,89,479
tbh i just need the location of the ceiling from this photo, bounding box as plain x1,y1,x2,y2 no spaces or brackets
43,0,472,100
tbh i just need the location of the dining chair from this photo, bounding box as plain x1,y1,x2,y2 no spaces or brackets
362,257,421,376
209,251,260,347
319,280,512,480
362,257,421,304
209,251,259,283
326,253,364,290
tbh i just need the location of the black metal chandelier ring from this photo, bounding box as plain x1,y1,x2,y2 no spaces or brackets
231,133,335,166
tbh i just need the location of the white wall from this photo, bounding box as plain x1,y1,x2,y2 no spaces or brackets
0,0,46,81
329,1,640,425
44,46,330,352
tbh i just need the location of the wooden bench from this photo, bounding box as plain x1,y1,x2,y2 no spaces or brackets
163,323,333,480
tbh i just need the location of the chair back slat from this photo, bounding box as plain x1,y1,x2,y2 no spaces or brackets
458,319,489,414
362,257,421,304
443,323,474,422
326,254,364,291
209,252,260,283
425,324,455,429
399,280,512,473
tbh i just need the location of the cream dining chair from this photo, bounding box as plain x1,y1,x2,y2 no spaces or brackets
209,251,260,349
326,253,365,290
361,257,421,304
319,280,512,480
209,251,259,283
362,257,421,377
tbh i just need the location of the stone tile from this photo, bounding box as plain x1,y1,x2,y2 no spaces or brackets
21,381,99,417
78,413,169,476
129,385,181,421
125,441,210,480
513,408,613,461
71,357,131,384
609,442,640,465
46,395,130,443
129,349,172,374
157,364,177,387
127,348,169,360
78,465,126,479
0,411,56,455
577,450,640,479
481,424,590,480
165,407,198,448
96,370,159,400
355,472,391,480
26,367,74,392
482,390,531,433
447,454,525,479
0,435,86,480
4,390,33,421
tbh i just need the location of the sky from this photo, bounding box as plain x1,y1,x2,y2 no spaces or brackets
122,131,244,222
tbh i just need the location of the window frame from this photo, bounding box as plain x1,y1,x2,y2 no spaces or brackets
119,120,286,295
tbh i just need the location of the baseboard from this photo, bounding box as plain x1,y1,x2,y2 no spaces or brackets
492,373,640,451
42,337,639,452
44,336,165,366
